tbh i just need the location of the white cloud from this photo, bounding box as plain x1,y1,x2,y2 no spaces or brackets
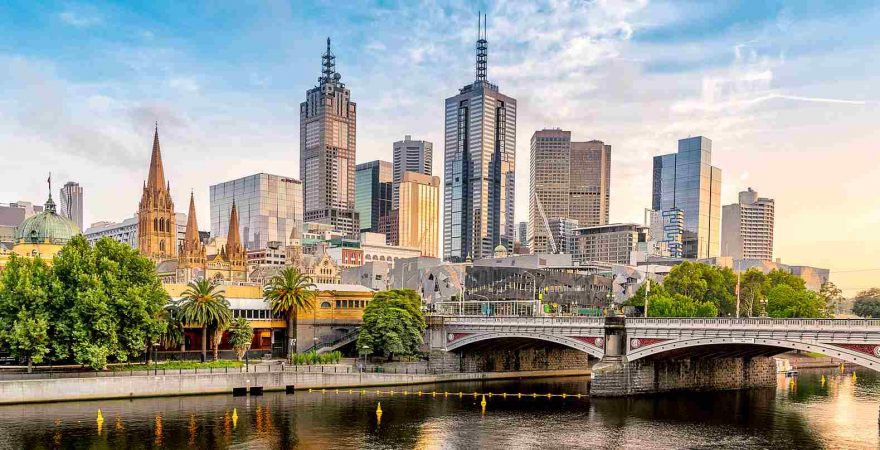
59,11,102,28
168,76,200,93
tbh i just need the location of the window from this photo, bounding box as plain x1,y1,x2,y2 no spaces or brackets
321,301,331,308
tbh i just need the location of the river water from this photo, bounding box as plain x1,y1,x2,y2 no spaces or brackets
0,368,877,449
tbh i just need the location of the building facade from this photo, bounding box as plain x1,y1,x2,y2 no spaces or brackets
443,16,516,262
84,213,186,251
651,136,722,259
59,181,83,231
548,217,579,255
300,38,359,236
528,129,611,254
397,171,440,258
209,173,303,251
354,160,392,233
359,232,421,268
392,135,432,208
721,188,775,260
574,223,647,265
138,126,177,261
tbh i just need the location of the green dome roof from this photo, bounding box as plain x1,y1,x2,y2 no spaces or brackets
14,195,80,245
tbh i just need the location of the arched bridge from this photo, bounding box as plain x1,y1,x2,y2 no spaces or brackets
427,316,880,370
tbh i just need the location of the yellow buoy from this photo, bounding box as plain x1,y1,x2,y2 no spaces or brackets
232,408,238,428
321,389,326,394
96,409,104,435
821,375,826,386
376,402,383,425
517,393,522,399
853,372,858,382
444,392,449,397
308,388,313,392
480,395,487,407
96,409,104,422
432,391,436,397
547,393,552,398
561,393,567,399
458,392,463,397
502,393,507,398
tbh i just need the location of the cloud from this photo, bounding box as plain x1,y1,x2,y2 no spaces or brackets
59,11,102,28
168,76,200,93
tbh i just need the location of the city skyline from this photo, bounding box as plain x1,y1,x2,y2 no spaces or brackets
1,1,878,293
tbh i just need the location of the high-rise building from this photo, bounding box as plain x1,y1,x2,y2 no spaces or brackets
517,221,528,246
443,14,516,262
59,181,83,231
548,217,579,255
300,38,359,236
392,135,432,208
0,201,44,245
651,136,722,259
137,125,177,260
574,223,647,265
354,161,392,233
210,173,303,251
84,213,186,250
528,129,611,254
397,171,440,258
721,188,775,260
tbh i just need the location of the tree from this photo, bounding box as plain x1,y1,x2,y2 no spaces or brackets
50,236,167,370
819,281,845,316
765,284,827,318
766,269,806,291
158,300,185,351
663,262,736,315
0,255,56,372
228,318,254,361
852,289,880,318
263,267,316,357
357,289,426,360
179,279,231,362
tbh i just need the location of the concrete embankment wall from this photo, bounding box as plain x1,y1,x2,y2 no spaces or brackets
0,369,589,405
590,356,776,397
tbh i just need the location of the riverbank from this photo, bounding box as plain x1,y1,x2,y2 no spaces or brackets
0,368,589,405
775,352,854,369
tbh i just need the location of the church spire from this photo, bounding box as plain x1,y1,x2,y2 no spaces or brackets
185,191,199,243
147,123,166,191
226,200,242,252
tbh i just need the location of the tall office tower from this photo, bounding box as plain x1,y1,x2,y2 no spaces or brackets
392,135,433,208
517,221,528,246
443,14,516,262
300,38,359,236
355,160,392,233
397,172,440,258
528,129,611,253
721,188,775,260
652,136,722,259
59,181,83,230
210,173,303,251
138,125,177,260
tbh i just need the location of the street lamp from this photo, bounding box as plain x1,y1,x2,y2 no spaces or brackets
361,345,370,372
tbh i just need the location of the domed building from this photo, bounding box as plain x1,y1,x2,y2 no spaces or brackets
12,189,80,260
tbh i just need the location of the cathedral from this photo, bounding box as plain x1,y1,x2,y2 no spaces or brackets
138,125,247,283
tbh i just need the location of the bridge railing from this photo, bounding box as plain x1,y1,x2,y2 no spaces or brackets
627,317,880,330
437,316,607,327
432,300,541,317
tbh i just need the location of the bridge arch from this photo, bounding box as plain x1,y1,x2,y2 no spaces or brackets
445,332,605,359
626,337,880,370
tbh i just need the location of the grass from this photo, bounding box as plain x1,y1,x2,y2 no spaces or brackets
803,352,827,358
110,360,244,371
290,351,343,365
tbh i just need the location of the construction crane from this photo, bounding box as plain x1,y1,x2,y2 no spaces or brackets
533,192,558,254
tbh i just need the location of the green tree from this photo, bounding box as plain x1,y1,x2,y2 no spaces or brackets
663,262,735,315
228,318,254,361
765,284,827,318
819,281,845,316
178,279,231,362
766,269,806,291
158,299,185,351
852,288,880,318
0,255,57,372
263,267,316,357
738,269,767,317
357,289,426,360
50,236,167,369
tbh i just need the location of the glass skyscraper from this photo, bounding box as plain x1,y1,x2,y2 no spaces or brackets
443,14,516,262
392,135,432,209
651,136,722,259
355,160,392,233
210,173,303,251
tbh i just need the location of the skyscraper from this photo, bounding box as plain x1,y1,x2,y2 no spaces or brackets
397,171,440,258
138,125,177,260
210,173,303,251
721,188,775,260
300,38,359,236
651,136,722,259
392,135,432,208
59,181,83,231
355,160,392,233
528,129,611,254
443,14,516,262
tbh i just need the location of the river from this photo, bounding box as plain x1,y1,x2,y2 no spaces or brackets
0,368,877,449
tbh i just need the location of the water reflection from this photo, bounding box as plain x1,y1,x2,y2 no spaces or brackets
0,369,877,449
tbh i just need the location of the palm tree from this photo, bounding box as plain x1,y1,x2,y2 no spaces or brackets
159,299,185,351
263,267,316,357
179,279,231,362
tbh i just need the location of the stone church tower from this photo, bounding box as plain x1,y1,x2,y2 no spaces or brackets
138,125,177,260
177,191,206,282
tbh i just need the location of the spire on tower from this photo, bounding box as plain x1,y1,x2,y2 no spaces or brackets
476,12,488,82
321,37,338,84
45,172,56,213
226,200,242,251
147,124,166,191
185,191,199,243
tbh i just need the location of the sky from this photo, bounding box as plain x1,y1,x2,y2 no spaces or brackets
1,0,878,295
